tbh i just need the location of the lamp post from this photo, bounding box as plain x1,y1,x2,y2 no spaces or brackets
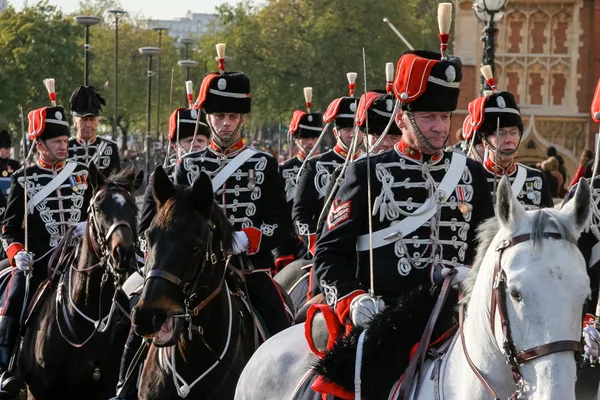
108,10,126,142
75,15,101,86
473,0,508,93
178,60,198,106
178,37,194,60
138,46,162,179
153,27,168,142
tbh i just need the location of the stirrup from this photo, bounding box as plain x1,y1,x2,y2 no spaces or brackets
0,371,23,400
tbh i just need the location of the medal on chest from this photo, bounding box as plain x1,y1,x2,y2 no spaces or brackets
526,182,535,200
456,185,471,215
1,171,7,177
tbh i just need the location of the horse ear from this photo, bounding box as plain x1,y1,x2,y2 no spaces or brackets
192,171,213,214
561,178,591,234
87,162,105,192
495,175,525,228
134,170,145,191
152,165,175,208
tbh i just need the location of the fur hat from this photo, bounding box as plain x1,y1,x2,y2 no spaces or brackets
28,106,70,141
195,72,251,114
69,86,106,117
288,111,323,138
0,130,12,148
355,91,401,136
168,108,210,142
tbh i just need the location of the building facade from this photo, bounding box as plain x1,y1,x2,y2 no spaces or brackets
148,11,215,39
452,0,599,179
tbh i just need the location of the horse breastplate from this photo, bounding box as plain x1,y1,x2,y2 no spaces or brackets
181,147,272,231
68,137,119,172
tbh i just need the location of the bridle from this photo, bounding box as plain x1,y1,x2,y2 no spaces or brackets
55,185,137,348
144,219,231,341
460,232,583,400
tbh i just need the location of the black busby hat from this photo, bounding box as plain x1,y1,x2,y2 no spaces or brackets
168,108,211,142
394,50,462,113
478,92,523,137
195,72,251,114
289,111,323,138
0,130,12,148
69,86,106,117
28,106,70,141
355,91,402,136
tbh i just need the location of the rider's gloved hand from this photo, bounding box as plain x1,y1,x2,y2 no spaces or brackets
430,264,471,287
73,221,87,238
14,251,34,272
584,325,600,359
350,294,385,329
232,231,249,255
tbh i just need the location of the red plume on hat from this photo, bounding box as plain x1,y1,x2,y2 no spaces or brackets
591,78,600,123
355,91,383,127
393,54,437,103
288,110,307,136
462,65,497,140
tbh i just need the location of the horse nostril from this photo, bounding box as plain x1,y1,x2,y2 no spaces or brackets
112,245,122,266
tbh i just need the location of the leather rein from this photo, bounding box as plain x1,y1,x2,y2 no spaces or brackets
460,232,582,400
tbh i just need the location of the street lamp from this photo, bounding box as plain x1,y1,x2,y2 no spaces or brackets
178,37,195,60
74,15,101,86
473,0,508,93
153,27,168,142
138,46,162,179
178,60,198,106
108,9,126,142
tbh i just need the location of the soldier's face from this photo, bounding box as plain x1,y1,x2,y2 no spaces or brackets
207,113,246,143
295,137,318,153
335,127,362,149
0,148,10,159
75,116,99,140
177,135,208,155
38,136,69,162
368,133,401,154
486,127,521,154
398,112,451,153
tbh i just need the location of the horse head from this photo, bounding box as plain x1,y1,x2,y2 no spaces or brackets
460,176,590,400
132,166,232,347
87,164,143,276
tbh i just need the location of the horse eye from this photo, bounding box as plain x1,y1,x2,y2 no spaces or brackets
193,245,201,253
510,290,522,302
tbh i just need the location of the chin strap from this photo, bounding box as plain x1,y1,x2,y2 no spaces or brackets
208,118,244,149
404,111,447,153
482,135,521,158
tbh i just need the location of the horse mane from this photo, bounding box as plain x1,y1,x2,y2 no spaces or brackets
153,186,233,254
460,209,577,306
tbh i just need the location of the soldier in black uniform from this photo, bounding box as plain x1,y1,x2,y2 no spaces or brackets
314,50,494,381
176,53,293,337
68,86,120,176
0,130,21,179
0,106,92,397
463,90,553,209
292,91,362,258
356,90,402,154
274,102,323,269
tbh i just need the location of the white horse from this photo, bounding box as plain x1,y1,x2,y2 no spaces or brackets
235,176,591,400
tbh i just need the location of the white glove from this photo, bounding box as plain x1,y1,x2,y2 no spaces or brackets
73,221,87,238
350,294,385,329
232,231,249,255
14,251,34,272
431,264,471,287
584,325,600,359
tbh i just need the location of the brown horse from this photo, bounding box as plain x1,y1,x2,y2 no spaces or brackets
132,166,257,400
18,168,142,400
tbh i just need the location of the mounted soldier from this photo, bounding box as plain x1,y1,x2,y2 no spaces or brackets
462,67,553,209
313,12,495,394
68,86,120,176
0,103,93,398
175,44,293,336
275,88,323,269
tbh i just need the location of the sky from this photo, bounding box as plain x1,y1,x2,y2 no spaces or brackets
8,0,232,19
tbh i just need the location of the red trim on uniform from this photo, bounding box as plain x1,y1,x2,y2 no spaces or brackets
311,376,353,400
395,139,442,162
38,158,65,171
241,227,262,255
584,313,595,329
335,289,366,324
209,138,246,156
332,144,360,161
305,304,343,357
75,136,97,145
6,243,24,267
274,254,294,270
308,233,317,256
484,158,516,176
0,269,15,316
297,151,307,162
326,199,351,231
307,267,314,301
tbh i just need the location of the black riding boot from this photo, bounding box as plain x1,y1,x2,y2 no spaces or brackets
0,317,24,399
113,329,143,400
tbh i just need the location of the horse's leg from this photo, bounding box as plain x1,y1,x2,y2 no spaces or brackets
235,324,316,400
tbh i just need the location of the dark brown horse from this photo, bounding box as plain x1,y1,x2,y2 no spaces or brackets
132,166,257,400
18,168,143,400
